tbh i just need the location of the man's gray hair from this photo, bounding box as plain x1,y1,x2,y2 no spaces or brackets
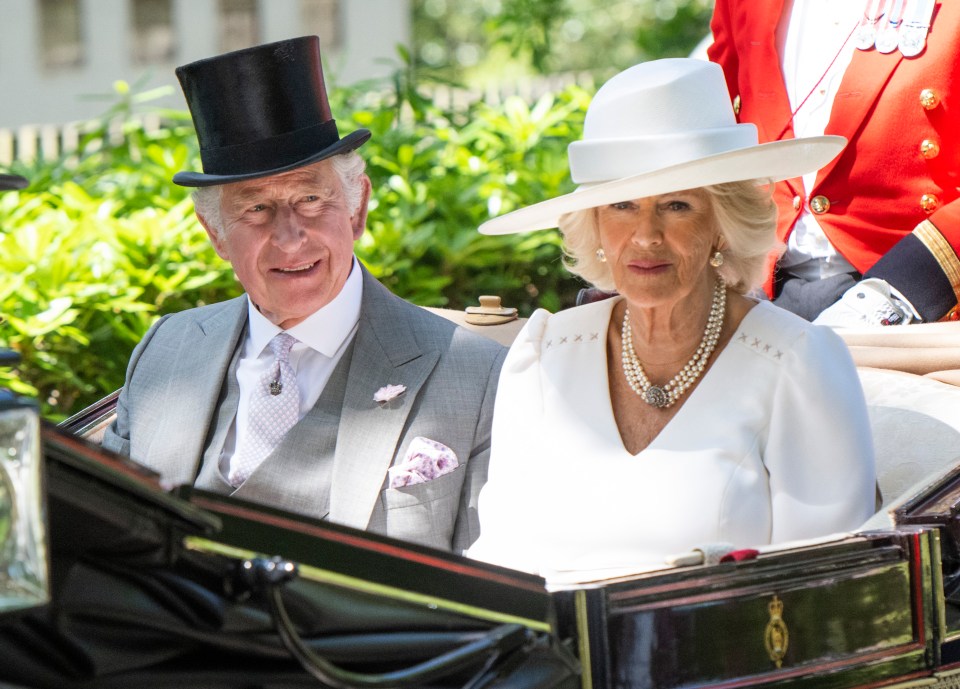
558,180,780,295
192,151,368,239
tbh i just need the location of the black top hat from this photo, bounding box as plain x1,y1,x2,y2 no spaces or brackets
0,174,28,192
173,36,370,187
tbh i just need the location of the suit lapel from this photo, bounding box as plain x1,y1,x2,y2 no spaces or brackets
149,297,247,487
329,269,440,529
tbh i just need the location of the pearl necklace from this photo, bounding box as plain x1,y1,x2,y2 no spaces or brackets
621,278,727,409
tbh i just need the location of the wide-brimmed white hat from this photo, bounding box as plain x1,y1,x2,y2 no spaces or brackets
479,58,845,235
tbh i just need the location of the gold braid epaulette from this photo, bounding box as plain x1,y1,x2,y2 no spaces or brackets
915,219,960,308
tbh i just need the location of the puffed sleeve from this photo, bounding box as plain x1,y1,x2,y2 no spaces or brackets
763,326,877,543
464,309,551,572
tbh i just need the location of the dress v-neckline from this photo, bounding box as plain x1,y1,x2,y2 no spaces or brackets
602,300,766,458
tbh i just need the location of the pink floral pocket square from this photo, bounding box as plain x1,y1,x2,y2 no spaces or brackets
388,436,459,488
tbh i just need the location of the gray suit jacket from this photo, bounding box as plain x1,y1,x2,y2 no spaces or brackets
102,267,506,552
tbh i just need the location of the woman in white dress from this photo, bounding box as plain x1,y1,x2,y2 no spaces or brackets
466,58,877,581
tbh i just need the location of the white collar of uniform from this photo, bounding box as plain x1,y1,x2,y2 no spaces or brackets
245,256,364,357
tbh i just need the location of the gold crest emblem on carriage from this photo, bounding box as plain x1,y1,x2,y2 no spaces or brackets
764,595,789,668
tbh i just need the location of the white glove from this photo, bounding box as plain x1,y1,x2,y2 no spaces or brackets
813,278,922,328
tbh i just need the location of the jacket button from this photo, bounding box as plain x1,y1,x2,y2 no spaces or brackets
921,194,940,212
793,195,802,210
810,195,831,214
920,88,941,110
733,94,741,116
920,139,941,159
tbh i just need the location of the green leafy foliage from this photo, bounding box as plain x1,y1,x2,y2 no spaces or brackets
414,0,713,81
1,75,588,420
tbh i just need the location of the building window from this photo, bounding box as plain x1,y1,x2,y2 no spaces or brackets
131,0,176,64
300,0,341,52
218,0,261,53
39,0,84,70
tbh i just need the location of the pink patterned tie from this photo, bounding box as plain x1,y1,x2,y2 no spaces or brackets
228,332,299,487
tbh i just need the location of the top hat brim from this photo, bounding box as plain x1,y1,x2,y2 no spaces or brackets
172,129,371,187
0,174,29,192
478,135,846,235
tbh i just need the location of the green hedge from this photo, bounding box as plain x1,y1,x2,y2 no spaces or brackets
1,79,591,420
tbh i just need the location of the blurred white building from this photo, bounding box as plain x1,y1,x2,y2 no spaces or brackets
0,0,412,129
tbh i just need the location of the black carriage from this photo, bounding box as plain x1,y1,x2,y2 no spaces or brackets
5,316,960,689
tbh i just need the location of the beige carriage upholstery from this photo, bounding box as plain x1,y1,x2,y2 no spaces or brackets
839,321,960,384
421,306,526,346
837,322,960,526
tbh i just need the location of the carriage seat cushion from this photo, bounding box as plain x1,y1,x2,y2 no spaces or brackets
856,367,960,529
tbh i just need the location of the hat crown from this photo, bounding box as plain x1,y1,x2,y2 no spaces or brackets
584,59,738,139
177,37,332,152
569,58,757,185
173,36,370,187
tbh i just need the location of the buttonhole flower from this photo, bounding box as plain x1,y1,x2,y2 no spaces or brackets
374,384,406,404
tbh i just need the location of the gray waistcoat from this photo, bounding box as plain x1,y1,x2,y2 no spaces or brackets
194,338,356,521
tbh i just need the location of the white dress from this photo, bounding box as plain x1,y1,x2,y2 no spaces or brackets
467,297,877,580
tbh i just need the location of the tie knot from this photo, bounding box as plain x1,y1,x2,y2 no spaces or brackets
269,332,297,362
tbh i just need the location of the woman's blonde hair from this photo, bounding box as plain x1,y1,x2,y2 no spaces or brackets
558,180,780,294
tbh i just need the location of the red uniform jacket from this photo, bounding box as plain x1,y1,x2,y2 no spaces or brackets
708,0,960,320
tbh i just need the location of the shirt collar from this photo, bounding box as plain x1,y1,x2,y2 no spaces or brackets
246,257,364,357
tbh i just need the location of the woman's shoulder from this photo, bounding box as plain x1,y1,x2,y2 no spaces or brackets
734,301,852,365
543,295,620,333
500,298,618,376
513,297,620,347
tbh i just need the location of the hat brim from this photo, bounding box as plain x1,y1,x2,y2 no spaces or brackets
478,135,846,235
172,129,371,187
0,174,29,192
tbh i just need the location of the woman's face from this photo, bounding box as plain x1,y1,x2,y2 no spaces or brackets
597,188,719,311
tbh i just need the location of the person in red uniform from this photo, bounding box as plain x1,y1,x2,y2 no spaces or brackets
708,0,960,325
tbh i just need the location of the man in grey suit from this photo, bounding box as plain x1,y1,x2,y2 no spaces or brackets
102,36,506,553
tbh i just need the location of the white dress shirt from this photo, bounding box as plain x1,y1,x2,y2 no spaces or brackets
219,257,363,479
777,0,861,280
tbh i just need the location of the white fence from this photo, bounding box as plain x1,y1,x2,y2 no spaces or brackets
0,115,168,166
0,72,597,166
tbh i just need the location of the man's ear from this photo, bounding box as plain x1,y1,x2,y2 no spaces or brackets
351,174,372,240
197,211,230,261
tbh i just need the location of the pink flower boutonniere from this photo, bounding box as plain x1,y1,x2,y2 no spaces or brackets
374,384,407,405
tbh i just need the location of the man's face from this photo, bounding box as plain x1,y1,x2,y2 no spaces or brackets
201,160,370,329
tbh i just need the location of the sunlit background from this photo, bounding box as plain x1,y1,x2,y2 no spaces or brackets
1,0,712,132
0,0,713,420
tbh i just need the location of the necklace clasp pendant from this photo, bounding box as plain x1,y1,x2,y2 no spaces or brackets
643,386,669,408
